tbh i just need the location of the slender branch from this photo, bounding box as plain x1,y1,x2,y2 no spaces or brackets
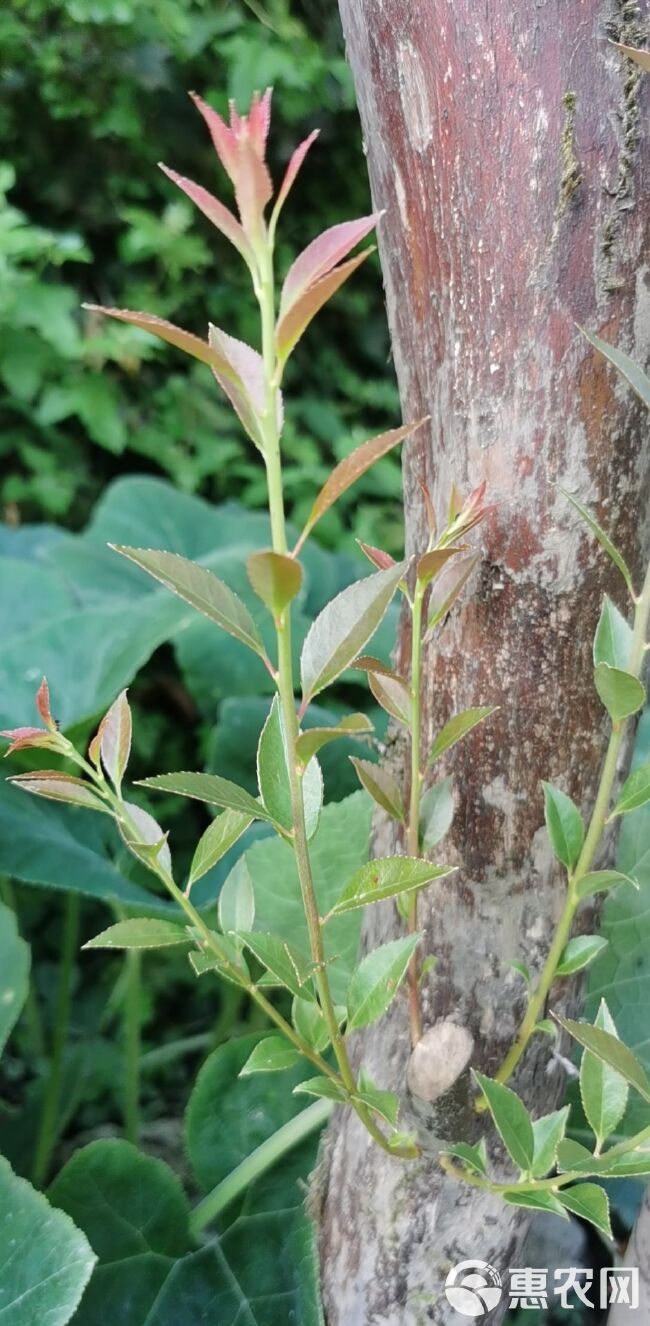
190,1098,333,1235
32,892,80,1187
488,559,650,1093
406,583,424,1046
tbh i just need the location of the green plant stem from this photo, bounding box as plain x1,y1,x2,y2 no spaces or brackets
406,584,424,1046
32,892,80,1187
124,949,141,1146
190,1098,333,1236
489,559,650,1095
254,248,414,1160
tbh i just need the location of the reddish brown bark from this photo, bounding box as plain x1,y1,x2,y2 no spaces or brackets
320,3,650,1322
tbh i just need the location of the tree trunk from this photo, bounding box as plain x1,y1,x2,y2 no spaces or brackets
320,3,650,1322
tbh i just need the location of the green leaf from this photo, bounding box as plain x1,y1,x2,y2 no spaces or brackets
300,562,405,700
355,1073,400,1126
613,761,650,817
594,662,645,721
593,596,633,670
238,931,316,1001
419,777,455,849
188,808,253,888
240,1036,302,1074
531,1107,569,1177
83,919,190,950
0,900,30,1057
581,326,650,411
502,1188,568,1218
189,933,250,987
292,997,331,1053
580,999,629,1148
117,801,172,877
139,770,271,821
328,856,453,918
542,782,584,869
349,757,404,821
442,1141,488,1178
9,771,110,814
558,1183,612,1237
218,855,255,935
575,869,639,900
562,487,634,594
556,1014,650,1102
557,1137,650,1176
0,1154,96,1325
113,546,264,655
556,935,608,976
346,933,420,1029
247,550,302,616
293,1076,348,1104
92,688,132,791
508,959,531,986
295,713,373,767
257,696,322,837
556,1138,595,1172
428,707,497,764
473,1073,535,1173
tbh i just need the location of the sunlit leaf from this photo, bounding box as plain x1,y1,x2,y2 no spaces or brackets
83,919,190,950
328,856,453,917
294,714,373,767
556,935,608,976
247,550,302,616
240,1036,302,1074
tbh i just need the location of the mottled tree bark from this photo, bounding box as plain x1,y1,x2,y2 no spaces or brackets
320,3,650,1322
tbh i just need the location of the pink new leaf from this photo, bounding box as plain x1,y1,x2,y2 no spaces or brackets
36,677,57,732
158,165,253,266
190,91,240,183
272,130,320,223
275,248,373,364
279,214,381,319
208,324,282,445
1,727,59,757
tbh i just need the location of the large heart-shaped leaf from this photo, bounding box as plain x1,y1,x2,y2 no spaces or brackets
0,1155,95,1325
0,900,30,1056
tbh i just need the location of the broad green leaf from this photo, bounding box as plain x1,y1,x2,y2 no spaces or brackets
420,777,455,849
443,1141,489,1178
239,931,316,1001
0,1154,96,1325
473,1073,535,1172
295,713,373,767
561,486,634,593
350,757,404,821
556,935,608,976
293,1076,348,1104
531,1107,569,1178
218,855,256,935
613,761,650,817
594,662,645,721
502,1189,568,1218
613,41,650,71
428,707,497,764
139,770,271,821
557,1137,650,1176
48,1139,191,1326
556,1138,595,1172
328,856,453,918
0,901,30,1057
575,869,638,900
292,997,330,1053
257,696,322,837
189,933,250,988
346,933,420,1029
558,1183,612,1237
581,326,650,411
118,801,172,877
10,770,109,814
593,596,633,670
580,1000,629,1148
92,689,132,791
83,919,190,950
240,1036,302,1074
355,1074,400,1127
113,546,264,655
188,808,253,888
296,422,419,548
247,550,302,616
300,562,405,700
542,782,584,870
556,1014,650,1101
